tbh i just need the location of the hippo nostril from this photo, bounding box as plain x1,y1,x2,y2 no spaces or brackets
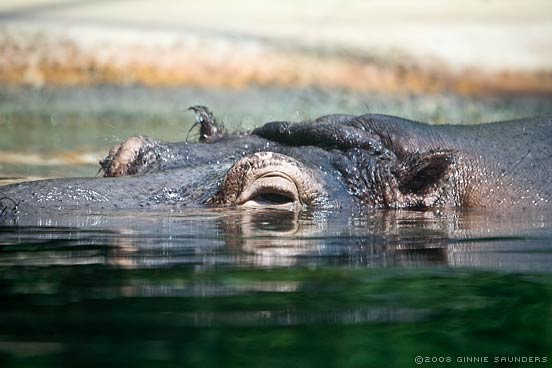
0,196,18,218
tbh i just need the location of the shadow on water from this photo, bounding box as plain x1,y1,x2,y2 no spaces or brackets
0,207,551,367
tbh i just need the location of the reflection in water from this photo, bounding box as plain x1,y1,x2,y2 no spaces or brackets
1,208,552,271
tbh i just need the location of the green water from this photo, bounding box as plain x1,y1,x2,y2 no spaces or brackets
1,267,550,368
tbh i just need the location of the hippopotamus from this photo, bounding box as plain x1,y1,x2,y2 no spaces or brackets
0,107,551,224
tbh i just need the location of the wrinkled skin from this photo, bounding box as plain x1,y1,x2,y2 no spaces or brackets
1,107,551,224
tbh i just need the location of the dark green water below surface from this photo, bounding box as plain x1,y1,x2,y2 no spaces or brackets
1,208,551,367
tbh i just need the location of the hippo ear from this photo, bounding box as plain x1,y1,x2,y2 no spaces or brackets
394,150,455,195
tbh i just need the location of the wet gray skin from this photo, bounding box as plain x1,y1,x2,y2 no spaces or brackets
0,107,551,224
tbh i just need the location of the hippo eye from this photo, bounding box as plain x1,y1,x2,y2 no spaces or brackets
212,152,327,209
239,173,300,208
256,193,294,204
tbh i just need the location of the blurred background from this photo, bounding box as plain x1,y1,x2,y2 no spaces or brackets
0,0,551,182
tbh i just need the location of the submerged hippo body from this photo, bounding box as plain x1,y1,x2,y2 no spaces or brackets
1,108,551,224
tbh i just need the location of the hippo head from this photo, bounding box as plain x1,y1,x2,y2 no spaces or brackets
3,106,548,224
93,106,462,211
